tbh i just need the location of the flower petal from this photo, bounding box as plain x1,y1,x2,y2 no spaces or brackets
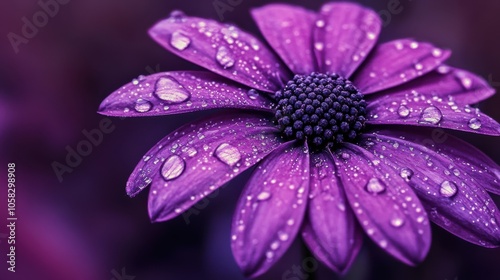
231,142,310,278
373,65,495,105
352,39,451,94
359,130,500,247
98,71,274,117
149,12,289,92
313,2,381,78
301,151,362,274
126,113,283,221
366,86,500,135
251,4,317,75
333,144,431,265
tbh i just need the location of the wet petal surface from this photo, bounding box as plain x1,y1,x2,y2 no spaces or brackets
126,113,283,221
334,144,431,265
149,12,288,92
366,86,500,135
99,71,275,117
252,4,317,75
231,142,310,278
314,2,381,78
302,151,362,274
353,39,451,94
360,131,500,247
372,66,495,105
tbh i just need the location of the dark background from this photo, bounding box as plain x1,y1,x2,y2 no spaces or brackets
1,0,500,279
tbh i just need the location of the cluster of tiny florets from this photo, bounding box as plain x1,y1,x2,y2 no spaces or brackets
274,72,367,150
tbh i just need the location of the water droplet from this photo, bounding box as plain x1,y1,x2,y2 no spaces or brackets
257,191,271,201
216,46,235,68
365,178,386,194
410,41,419,49
314,42,324,51
390,217,405,228
419,106,442,125
379,240,388,248
414,63,423,71
439,181,458,198
468,118,482,130
170,31,191,51
366,32,376,40
278,231,289,241
270,241,280,250
154,76,191,103
315,20,325,28
134,99,152,113
161,155,185,181
247,89,259,100
397,105,410,117
432,48,443,57
214,143,241,167
400,168,413,182
169,10,186,22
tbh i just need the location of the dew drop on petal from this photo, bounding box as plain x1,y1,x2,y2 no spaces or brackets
390,217,405,228
432,48,443,57
170,31,191,51
134,98,152,113
247,89,259,100
439,181,458,198
468,118,482,130
161,155,185,181
214,143,241,167
154,76,191,103
216,46,235,68
314,42,324,51
315,19,325,28
397,105,410,118
257,191,271,201
278,231,289,241
419,106,442,125
365,178,386,194
400,168,414,182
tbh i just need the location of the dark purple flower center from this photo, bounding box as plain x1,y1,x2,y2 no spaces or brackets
274,72,367,150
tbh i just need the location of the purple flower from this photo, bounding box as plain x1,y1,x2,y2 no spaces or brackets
99,2,500,277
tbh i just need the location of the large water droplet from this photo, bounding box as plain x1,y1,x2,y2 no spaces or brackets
365,178,386,194
214,143,241,167
161,155,185,181
419,106,442,125
154,76,191,103
134,98,152,113
439,181,458,198
400,168,413,182
397,105,410,118
216,46,235,68
468,118,482,130
170,31,191,51
257,191,271,201
247,89,259,100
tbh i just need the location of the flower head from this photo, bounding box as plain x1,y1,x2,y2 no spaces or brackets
99,2,500,277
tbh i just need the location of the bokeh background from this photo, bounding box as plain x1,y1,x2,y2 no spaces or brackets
1,0,500,279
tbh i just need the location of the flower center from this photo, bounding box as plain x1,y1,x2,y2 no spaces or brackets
274,72,367,150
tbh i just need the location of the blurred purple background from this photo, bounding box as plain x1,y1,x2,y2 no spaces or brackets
1,0,500,279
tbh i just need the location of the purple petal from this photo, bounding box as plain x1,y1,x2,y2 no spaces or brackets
333,144,431,265
251,4,317,75
231,142,310,278
125,113,283,221
149,12,289,93
301,151,362,274
352,39,451,94
359,131,500,247
313,2,381,78
366,86,500,135
98,71,274,117
373,65,495,105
